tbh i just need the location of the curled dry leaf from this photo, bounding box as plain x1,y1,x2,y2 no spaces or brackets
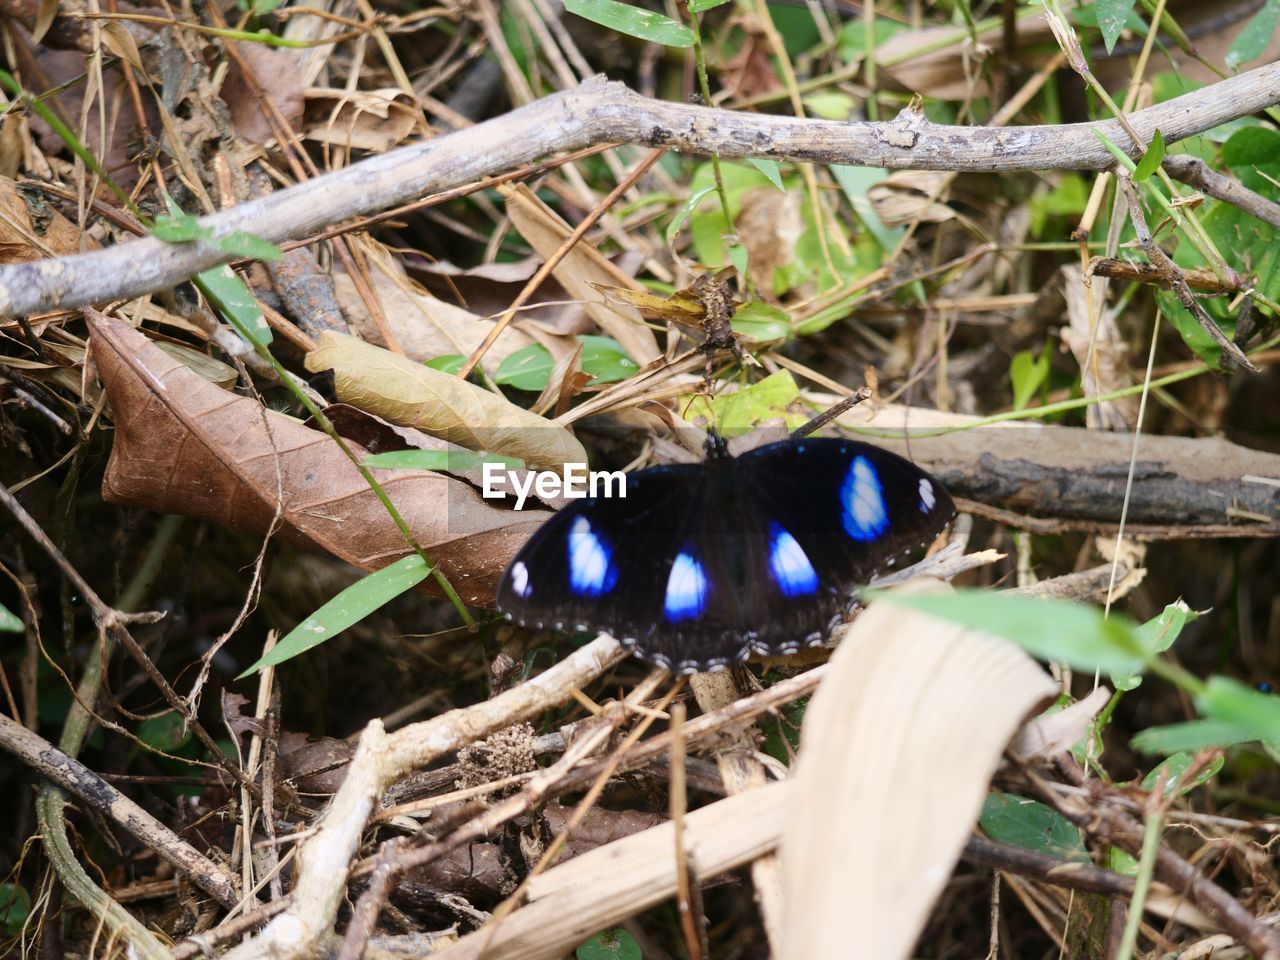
305,331,587,471
303,88,419,151
89,313,546,604
1009,685,1110,761
221,40,306,145
782,580,1058,960
0,177,96,263
868,169,957,225
500,183,662,365
334,238,540,372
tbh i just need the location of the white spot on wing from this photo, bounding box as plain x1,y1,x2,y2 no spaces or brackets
568,516,615,596
768,523,818,596
841,456,888,540
919,478,936,512
510,560,531,598
664,551,708,622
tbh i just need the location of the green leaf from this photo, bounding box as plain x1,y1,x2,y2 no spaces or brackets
686,0,730,10
802,91,855,121
1096,0,1137,54
762,696,807,765
425,354,467,375
870,590,1148,676
980,793,1088,861
0,602,22,632
576,928,642,960
151,211,208,243
667,184,718,245
686,369,802,436
363,450,525,471
579,335,639,384
1009,348,1049,410
562,0,694,47
1130,718,1258,755
747,157,785,191
1140,751,1223,797
732,301,790,343
0,883,30,936
238,555,431,677
494,343,555,391
1131,129,1166,182
835,16,906,60
1227,0,1280,69
214,230,282,261
196,265,273,348
830,164,902,253
1198,676,1280,748
139,713,192,752
1113,600,1197,691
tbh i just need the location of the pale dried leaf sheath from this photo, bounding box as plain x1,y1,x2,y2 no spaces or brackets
305,331,587,470
782,580,1058,960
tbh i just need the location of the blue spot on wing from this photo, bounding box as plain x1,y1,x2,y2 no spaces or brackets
841,455,889,541
567,516,617,596
768,523,818,596
664,550,708,622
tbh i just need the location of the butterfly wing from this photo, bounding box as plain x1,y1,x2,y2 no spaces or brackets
738,438,956,601
496,464,722,670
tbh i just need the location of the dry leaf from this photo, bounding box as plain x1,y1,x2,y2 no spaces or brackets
222,40,305,145
782,580,1058,960
868,170,957,225
500,183,661,365
1009,685,1109,761
89,313,545,603
736,187,803,294
334,239,541,373
305,331,587,470
0,177,95,263
303,88,418,151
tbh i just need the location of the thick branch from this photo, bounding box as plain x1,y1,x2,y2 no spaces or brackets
4,62,1280,318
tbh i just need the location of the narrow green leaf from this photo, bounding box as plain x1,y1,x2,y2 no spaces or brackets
0,602,22,632
425,354,467,374
870,589,1148,675
214,230,283,261
196,265,273,348
1130,718,1258,754
1227,0,1280,68
238,555,431,677
1132,129,1166,181
667,184,718,244
687,0,730,11
1197,676,1280,748
363,450,525,471
494,343,555,391
747,158,785,191
562,0,694,47
151,213,208,243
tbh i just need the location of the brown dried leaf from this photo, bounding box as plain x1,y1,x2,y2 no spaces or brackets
868,170,957,226
334,240,542,373
500,183,661,364
303,88,418,151
222,41,305,145
305,331,587,471
0,177,94,263
89,312,545,604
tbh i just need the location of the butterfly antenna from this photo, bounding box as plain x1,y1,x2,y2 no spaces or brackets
790,386,873,440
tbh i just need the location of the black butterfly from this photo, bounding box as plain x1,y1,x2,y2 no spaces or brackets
496,432,955,674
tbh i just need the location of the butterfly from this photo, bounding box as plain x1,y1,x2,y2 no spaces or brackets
495,432,956,674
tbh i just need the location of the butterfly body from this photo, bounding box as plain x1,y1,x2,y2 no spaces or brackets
496,434,955,673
